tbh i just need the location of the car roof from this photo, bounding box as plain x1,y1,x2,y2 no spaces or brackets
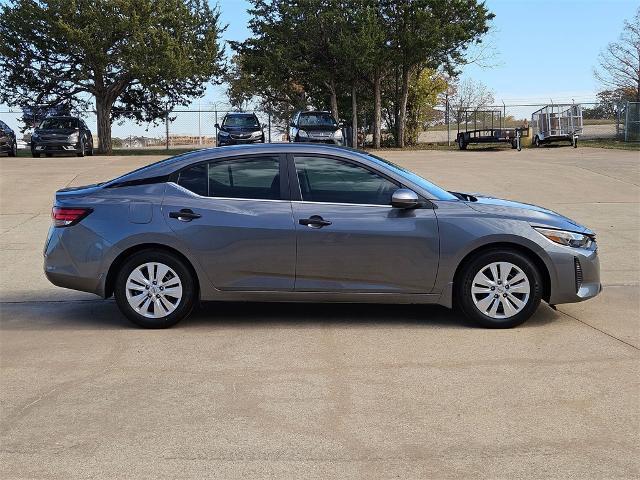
224,112,257,116
43,116,79,120
104,144,365,187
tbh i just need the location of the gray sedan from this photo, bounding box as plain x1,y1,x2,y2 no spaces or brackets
44,144,601,328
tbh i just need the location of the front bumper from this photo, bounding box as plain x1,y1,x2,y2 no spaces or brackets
547,244,601,305
32,140,81,153
294,137,343,145
217,136,263,146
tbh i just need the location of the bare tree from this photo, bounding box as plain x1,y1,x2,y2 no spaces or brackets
449,78,495,124
594,8,640,102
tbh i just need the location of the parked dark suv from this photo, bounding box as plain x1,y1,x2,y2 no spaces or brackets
31,116,94,157
288,111,343,145
0,120,17,157
215,112,264,146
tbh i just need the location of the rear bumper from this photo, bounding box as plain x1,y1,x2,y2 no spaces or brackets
43,225,110,297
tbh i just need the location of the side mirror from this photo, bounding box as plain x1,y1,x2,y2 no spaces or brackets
214,123,220,129
391,189,420,209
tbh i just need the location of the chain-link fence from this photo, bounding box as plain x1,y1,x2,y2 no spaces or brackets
618,102,640,142
0,100,635,152
0,106,287,151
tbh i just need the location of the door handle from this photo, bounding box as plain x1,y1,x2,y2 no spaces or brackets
169,209,202,222
299,215,332,228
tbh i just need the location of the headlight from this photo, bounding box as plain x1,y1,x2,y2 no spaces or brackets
333,129,343,139
251,130,262,138
31,132,39,140
68,132,79,142
297,129,308,137
218,130,229,137
533,227,595,249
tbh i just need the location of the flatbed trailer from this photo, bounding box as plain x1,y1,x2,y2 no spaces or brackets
456,110,527,151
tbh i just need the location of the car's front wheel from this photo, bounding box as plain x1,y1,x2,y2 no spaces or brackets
456,249,542,328
114,250,197,328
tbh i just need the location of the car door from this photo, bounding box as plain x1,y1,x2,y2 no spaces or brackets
163,154,296,291
0,121,9,150
290,154,439,293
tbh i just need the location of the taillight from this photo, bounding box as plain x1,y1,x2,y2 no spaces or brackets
51,207,92,227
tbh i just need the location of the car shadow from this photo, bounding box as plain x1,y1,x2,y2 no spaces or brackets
0,297,561,331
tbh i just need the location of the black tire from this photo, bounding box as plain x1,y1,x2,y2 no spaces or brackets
534,135,540,148
457,136,467,150
573,137,578,148
88,142,94,156
32,151,40,158
9,140,17,157
76,138,85,157
114,250,197,328
455,249,542,328
511,139,517,149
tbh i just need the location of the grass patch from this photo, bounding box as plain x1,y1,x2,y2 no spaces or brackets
580,139,640,150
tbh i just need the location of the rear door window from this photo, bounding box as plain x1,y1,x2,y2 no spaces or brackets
177,156,282,200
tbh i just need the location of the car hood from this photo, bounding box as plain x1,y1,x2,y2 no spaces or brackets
220,126,261,133
462,192,592,234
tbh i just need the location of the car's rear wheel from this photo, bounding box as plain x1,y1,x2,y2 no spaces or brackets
456,249,542,328
9,140,17,157
114,250,197,328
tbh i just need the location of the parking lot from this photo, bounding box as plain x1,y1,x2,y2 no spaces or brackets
1,147,638,479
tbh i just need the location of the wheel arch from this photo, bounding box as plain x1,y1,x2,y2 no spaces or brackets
104,243,200,299
452,242,551,304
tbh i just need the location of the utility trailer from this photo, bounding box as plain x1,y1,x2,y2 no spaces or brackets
531,104,582,148
456,109,527,151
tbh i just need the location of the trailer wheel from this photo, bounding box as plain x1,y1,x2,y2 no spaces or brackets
534,135,541,148
458,136,467,150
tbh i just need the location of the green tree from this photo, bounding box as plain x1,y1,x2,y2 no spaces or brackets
383,0,493,147
405,69,448,145
0,0,225,153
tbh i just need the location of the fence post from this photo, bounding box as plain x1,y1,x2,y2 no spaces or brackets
214,109,218,147
165,107,169,150
268,107,272,143
446,94,450,146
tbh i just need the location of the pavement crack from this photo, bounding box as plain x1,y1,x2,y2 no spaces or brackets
557,307,639,351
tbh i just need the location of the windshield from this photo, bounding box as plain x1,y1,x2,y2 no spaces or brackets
298,112,337,128
223,115,259,128
40,118,77,130
363,152,458,201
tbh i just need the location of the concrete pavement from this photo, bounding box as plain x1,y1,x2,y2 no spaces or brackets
1,147,638,479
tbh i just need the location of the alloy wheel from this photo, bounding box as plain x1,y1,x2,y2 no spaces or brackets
125,262,183,318
471,261,531,319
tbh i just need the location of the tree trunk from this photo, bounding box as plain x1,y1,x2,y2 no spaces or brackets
397,66,411,148
351,83,357,148
329,78,339,121
95,96,113,154
373,72,382,149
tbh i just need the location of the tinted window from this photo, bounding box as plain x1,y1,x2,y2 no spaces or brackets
223,115,259,128
177,156,281,200
295,156,398,205
298,113,337,128
40,117,77,129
